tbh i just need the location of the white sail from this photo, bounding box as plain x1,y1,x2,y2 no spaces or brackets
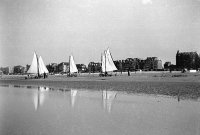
105,48,117,71
102,50,113,72
27,52,38,74
69,55,78,73
27,52,49,75
38,56,49,74
101,48,117,72
101,52,106,72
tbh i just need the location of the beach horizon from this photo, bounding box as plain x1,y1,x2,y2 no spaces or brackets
1,71,200,100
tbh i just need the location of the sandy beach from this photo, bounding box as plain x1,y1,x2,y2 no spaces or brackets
1,71,200,100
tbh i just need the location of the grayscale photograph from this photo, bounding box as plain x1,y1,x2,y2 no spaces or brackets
0,0,200,135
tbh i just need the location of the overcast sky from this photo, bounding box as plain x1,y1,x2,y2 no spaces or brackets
1,0,200,67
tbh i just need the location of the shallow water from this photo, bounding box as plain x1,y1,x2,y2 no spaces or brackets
0,85,200,135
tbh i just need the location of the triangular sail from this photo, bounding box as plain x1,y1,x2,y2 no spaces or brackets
38,56,49,74
27,52,38,74
101,48,117,72
28,52,49,75
69,55,78,73
105,48,117,71
101,53,106,72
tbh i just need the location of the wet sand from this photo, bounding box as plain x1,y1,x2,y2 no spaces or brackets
1,72,200,100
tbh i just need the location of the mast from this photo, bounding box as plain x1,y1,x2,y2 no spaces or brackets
69,56,71,76
36,53,40,77
104,50,106,76
101,53,103,73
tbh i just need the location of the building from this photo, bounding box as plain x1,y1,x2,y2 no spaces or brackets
0,70,3,76
46,63,58,73
114,58,137,72
132,58,144,70
13,65,25,74
76,64,87,73
9,67,14,74
88,62,101,73
57,62,69,73
176,50,200,70
164,62,171,70
143,57,162,71
124,58,135,71
0,67,10,75
114,57,161,71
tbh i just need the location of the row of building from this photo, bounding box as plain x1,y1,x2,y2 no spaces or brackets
88,50,200,73
0,63,87,75
0,56,162,75
0,65,28,75
88,57,163,73
1,50,200,75
163,51,200,71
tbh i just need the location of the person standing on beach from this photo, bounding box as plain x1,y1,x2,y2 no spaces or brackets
44,72,46,79
128,68,130,76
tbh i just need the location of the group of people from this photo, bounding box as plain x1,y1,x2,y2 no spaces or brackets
26,72,48,79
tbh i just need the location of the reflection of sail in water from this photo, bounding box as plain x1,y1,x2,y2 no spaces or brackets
39,86,49,92
33,86,49,111
102,90,117,113
70,89,78,108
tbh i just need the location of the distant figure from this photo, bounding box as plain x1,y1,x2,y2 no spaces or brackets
120,62,123,74
105,72,108,76
44,72,46,79
177,89,180,102
181,69,186,73
169,68,172,73
26,74,30,79
128,68,130,76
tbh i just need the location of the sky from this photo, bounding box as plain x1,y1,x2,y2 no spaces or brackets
1,0,200,67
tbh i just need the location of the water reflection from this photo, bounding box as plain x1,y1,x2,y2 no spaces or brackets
33,86,49,111
0,84,200,135
70,89,78,108
0,84,9,87
14,85,23,88
1,83,200,106
102,90,117,113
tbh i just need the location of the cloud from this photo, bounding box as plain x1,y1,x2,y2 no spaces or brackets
142,0,152,5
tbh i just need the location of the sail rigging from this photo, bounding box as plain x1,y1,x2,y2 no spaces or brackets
27,52,38,74
69,55,78,73
27,52,49,75
38,56,49,74
101,48,117,72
